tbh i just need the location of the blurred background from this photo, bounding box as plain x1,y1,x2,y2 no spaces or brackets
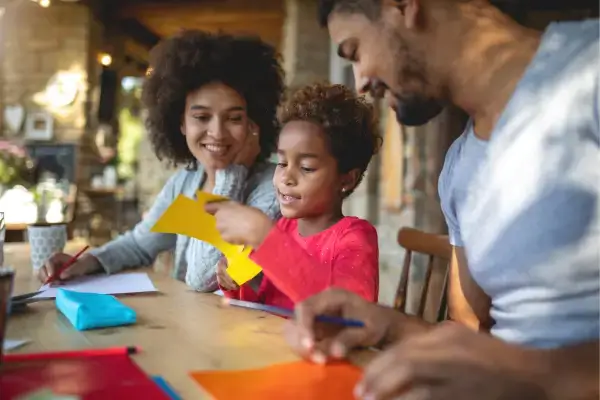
0,0,597,306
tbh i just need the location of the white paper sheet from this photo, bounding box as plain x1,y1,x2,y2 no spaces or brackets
33,272,158,299
213,289,224,296
3,338,30,351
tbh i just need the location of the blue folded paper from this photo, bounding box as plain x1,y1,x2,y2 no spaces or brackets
56,288,136,331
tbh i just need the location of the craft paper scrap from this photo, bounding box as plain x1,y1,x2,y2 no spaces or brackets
3,339,30,352
34,273,157,299
151,192,263,285
224,246,262,286
190,361,361,400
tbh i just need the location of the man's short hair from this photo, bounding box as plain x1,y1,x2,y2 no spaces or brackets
318,0,383,27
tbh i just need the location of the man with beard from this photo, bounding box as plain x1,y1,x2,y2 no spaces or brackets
284,1,599,399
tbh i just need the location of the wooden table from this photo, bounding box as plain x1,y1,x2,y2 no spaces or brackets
4,241,302,399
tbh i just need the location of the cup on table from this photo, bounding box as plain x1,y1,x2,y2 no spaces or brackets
27,223,67,271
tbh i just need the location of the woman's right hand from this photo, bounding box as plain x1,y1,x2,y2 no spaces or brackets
216,258,239,291
37,253,102,283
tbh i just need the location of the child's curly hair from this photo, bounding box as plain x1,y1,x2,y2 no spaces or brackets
278,83,382,196
143,30,285,167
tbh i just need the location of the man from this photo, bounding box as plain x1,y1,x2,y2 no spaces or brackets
284,0,599,399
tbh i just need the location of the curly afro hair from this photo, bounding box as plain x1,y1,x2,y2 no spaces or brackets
278,83,382,197
142,30,285,167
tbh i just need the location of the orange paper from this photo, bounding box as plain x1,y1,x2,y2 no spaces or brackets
190,361,361,400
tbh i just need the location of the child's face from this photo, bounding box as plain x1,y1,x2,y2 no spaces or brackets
274,121,346,220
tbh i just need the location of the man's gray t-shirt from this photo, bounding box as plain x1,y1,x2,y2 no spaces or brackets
442,19,599,349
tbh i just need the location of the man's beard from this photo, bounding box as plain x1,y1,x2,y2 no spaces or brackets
391,36,444,126
393,95,444,126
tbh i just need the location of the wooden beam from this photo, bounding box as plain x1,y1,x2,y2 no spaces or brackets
118,18,161,47
123,37,152,63
118,0,283,19
492,0,598,11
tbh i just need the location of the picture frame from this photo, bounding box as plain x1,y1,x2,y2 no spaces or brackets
24,111,54,141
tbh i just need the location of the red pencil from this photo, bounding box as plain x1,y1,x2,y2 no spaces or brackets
2,346,140,363
44,245,90,285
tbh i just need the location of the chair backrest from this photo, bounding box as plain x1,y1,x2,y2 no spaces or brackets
394,227,452,322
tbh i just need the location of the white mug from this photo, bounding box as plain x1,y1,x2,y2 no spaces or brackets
27,224,67,271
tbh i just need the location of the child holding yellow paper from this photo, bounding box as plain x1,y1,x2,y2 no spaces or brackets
207,83,382,308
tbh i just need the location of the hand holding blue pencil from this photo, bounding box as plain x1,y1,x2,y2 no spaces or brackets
222,298,365,328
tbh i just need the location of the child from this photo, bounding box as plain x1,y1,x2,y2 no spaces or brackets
206,83,382,309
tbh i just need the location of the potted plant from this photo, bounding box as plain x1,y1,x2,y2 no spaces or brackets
0,140,35,194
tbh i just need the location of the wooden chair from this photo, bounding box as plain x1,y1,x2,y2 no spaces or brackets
394,227,452,322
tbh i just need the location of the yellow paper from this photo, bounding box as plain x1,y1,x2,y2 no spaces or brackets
226,247,263,286
151,191,263,285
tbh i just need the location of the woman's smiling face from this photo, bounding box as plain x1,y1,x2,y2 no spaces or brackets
181,82,251,170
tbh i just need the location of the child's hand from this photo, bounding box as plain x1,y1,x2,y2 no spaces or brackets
216,258,238,291
205,201,273,248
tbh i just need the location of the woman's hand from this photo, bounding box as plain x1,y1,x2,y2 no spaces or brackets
37,253,102,283
216,258,238,291
205,201,273,248
233,128,260,168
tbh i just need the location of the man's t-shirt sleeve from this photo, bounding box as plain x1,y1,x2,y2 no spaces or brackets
438,136,464,247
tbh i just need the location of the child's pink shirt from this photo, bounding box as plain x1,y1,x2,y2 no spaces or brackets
220,216,379,308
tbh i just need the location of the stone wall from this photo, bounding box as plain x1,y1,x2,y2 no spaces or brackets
1,3,99,142
0,1,105,187
281,0,330,89
0,2,115,240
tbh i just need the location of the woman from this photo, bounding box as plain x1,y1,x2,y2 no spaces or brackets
38,30,284,291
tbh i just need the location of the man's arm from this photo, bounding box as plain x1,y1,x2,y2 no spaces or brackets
448,246,494,332
543,340,599,400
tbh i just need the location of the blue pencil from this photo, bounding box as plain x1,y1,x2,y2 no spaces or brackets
222,298,365,328
152,376,181,400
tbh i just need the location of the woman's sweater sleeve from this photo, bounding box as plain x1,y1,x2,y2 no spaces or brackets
250,220,379,303
184,164,280,291
88,172,181,274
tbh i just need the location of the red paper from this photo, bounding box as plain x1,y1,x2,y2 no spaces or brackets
0,354,169,399
190,361,361,400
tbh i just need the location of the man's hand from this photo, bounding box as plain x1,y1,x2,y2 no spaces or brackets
285,288,426,363
204,201,273,248
356,322,550,400
216,258,238,291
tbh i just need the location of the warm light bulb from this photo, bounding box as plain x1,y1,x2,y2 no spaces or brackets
99,53,112,67
39,0,51,8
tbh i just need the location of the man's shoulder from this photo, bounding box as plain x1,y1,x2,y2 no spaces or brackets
528,19,598,106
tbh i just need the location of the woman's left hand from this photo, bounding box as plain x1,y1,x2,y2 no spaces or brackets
234,127,261,168
205,201,273,247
